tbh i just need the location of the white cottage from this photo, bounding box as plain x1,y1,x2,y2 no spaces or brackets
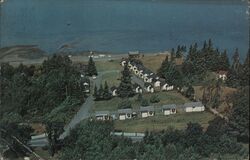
161,83,174,91
118,108,133,120
145,83,154,93
111,87,118,96
183,102,205,112
134,85,143,93
95,111,110,121
216,70,228,81
162,104,177,115
121,60,127,67
140,106,155,118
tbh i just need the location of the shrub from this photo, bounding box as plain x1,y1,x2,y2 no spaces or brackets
150,95,160,103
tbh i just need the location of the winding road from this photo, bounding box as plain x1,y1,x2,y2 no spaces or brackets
30,70,120,146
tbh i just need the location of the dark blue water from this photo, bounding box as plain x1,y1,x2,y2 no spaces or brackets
0,0,249,56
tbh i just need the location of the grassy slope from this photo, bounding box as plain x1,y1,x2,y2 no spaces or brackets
114,111,215,132
94,91,190,112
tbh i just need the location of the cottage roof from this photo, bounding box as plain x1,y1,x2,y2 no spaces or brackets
144,83,152,87
128,51,139,55
133,83,141,88
110,86,118,91
118,108,132,114
95,111,110,116
162,104,177,110
217,70,228,75
140,106,154,112
183,102,203,108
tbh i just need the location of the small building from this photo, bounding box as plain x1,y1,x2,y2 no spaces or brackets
134,84,143,93
153,79,161,88
111,86,118,96
161,83,174,91
183,102,205,112
145,83,154,93
216,70,228,81
140,106,155,118
121,60,126,67
162,104,177,115
95,111,110,121
81,78,90,93
118,108,133,120
128,51,140,59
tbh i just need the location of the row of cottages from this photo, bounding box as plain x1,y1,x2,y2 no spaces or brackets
162,104,177,115
110,84,143,97
95,102,205,121
121,60,174,92
183,102,205,112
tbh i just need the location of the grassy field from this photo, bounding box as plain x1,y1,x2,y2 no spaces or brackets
95,60,122,72
101,71,121,86
93,91,190,112
140,54,166,73
114,111,214,132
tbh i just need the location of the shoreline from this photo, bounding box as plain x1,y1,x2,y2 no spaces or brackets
0,49,170,66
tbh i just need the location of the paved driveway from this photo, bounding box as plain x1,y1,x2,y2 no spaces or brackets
59,70,120,139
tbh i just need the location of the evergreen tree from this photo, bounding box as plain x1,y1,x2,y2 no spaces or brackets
240,50,250,86
170,48,175,62
226,49,242,87
228,87,249,142
158,56,183,86
137,93,143,102
208,38,213,50
103,81,111,100
141,98,150,106
232,48,241,73
203,40,208,51
87,57,98,76
118,63,134,97
99,84,104,99
93,85,98,100
176,45,182,58
219,50,230,70
185,85,195,100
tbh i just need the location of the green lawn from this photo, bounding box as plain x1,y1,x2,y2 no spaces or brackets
95,60,122,72
93,91,190,112
101,71,121,86
114,111,215,132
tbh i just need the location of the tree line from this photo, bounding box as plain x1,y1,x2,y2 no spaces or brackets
59,117,248,160
0,55,87,158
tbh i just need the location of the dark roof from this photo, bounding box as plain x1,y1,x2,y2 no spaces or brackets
183,102,203,108
95,111,110,116
145,83,152,87
110,86,118,91
217,70,228,75
133,83,141,88
140,106,154,112
128,51,139,55
118,108,132,114
162,104,176,109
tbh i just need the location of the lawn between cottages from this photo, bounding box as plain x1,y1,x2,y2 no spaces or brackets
92,54,215,132
114,111,215,132
93,91,190,111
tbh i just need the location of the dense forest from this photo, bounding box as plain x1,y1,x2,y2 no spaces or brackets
0,55,87,157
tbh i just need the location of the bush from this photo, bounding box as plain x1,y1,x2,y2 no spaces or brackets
141,99,150,106
118,99,132,109
150,95,160,103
